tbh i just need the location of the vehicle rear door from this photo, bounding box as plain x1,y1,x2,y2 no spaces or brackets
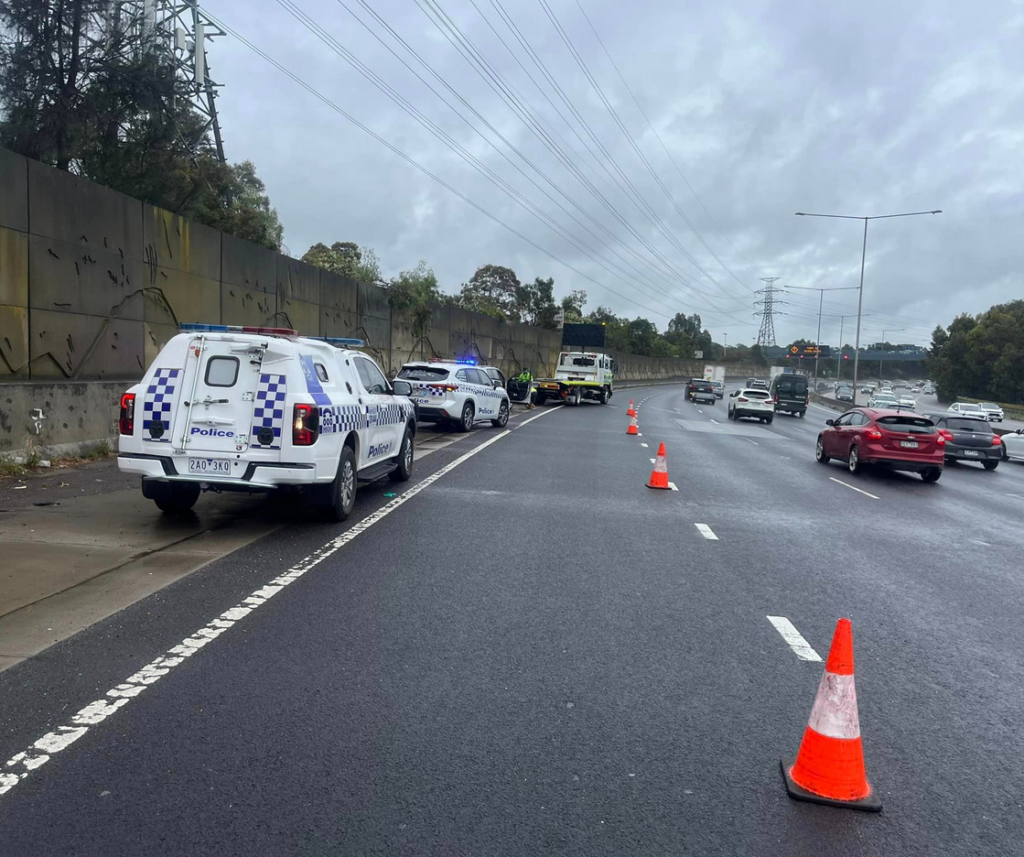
171,335,265,463
352,355,402,468
944,417,993,458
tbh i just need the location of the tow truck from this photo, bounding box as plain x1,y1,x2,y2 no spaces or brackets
534,351,616,406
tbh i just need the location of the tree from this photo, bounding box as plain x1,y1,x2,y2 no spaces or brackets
0,1,285,249
459,265,520,320
388,261,444,337
302,241,381,281
560,290,587,323
514,277,558,329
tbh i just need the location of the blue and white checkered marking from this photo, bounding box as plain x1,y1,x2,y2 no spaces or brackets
142,368,181,443
251,373,287,450
320,403,362,435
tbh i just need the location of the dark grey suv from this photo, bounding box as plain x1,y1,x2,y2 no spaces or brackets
926,413,1002,470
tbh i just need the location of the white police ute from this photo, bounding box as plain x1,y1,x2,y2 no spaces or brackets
117,324,417,520
397,358,510,432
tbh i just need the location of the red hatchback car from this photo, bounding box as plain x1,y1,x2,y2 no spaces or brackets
816,408,945,482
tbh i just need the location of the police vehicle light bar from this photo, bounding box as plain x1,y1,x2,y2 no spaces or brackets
180,323,299,337
426,356,477,365
312,336,366,348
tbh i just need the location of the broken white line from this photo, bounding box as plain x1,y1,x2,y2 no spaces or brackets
695,523,718,540
829,476,880,500
640,442,649,448
766,616,822,662
668,481,679,491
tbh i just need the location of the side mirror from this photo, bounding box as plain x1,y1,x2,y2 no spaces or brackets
825,419,834,426
392,380,412,397
492,379,503,389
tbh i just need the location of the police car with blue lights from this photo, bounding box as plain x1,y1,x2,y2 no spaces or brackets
396,358,510,432
117,324,417,521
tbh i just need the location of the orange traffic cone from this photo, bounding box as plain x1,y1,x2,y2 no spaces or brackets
626,415,639,436
647,442,670,489
781,618,881,811
627,399,636,417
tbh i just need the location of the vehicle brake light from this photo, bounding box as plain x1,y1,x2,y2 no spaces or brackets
737,396,748,403
936,433,946,446
119,393,135,435
428,383,459,393
992,434,1002,445
775,394,779,404
292,404,319,446
865,426,883,441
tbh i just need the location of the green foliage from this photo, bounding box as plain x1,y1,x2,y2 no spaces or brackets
302,241,381,282
930,301,1024,404
459,265,521,321
389,261,443,337
560,290,588,323
0,0,284,249
516,277,559,329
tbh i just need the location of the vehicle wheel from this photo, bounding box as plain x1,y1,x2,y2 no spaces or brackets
766,416,773,424
572,388,582,406
389,430,414,482
152,482,201,514
491,400,509,428
799,410,806,418
982,460,999,471
458,401,475,432
598,388,608,404
848,445,861,475
329,445,358,521
1002,445,1009,461
815,436,830,464
921,468,941,483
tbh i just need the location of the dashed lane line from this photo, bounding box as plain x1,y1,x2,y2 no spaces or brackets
766,616,823,662
640,442,649,448
668,481,678,491
0,425,524,800
746,439,759,445
829,476,880,500
710,419,719,425
695,523,719,541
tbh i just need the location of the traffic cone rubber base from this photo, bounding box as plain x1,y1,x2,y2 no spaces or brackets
780,758,881,812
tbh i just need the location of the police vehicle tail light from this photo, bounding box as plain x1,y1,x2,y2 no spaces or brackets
180,323,299,337
119,393,136,435
428,383,459,393
292,404,320,446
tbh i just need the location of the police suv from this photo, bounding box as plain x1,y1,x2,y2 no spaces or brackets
396,359,510,432
117,324,417,521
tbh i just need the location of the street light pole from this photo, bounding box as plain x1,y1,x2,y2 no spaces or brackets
814,289,823,385
794,209,941,407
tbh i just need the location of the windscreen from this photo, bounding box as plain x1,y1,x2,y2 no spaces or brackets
877,415,935,434
561,354,595,367
744,390,770,399
398,366,450,381
946,418,992,432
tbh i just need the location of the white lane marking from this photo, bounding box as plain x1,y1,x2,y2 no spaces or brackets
828,476,880,500
0,427,520,799
698,409,703,414
1006,493,1024,501
695,523,718,540
710,419,719,425
637,433,642,437
516,405,564,428
640,442,649,448
650,458,656,463
746,439,759,446
766,616,823,662
668,481,678,491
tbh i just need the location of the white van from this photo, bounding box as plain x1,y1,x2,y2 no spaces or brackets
117,324,416,520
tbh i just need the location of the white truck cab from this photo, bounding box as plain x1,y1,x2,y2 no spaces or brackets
117,324,416,520
534,351,616,406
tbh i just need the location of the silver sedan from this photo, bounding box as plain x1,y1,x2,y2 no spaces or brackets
1002,429,1024,463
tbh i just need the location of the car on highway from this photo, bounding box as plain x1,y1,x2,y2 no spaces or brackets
860,384,873,394
710,379,725,399
836,385,854,403
1002,429,1024,463
728,388,774,423
748,378,769,391
976,402,1005,422
926,413,1002,470
923,384,935,395
898,395,917,411
688,378,717,405
910,385,922,393
398,359,510,432
769,372,808,417
947,402,990,421
868,392,900,409
117,324,417,519
815,408,944,482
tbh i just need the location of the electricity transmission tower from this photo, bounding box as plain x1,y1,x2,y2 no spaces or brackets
754,277,785,347
114,1,228,162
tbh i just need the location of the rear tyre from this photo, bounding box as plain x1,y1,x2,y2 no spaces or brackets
572,388,582,406
982,460,999,471
389,429,414,482
815,437,830,464
491,400,509,428
921,468,942,483
848,445,861,475
598,388,608,404
766,416,773,425
329,445,358,521
458,402,475,433
152,482,201,514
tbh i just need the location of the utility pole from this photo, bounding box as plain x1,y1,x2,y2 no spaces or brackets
754,278,785,347
723,333,728,359
814,289,823,384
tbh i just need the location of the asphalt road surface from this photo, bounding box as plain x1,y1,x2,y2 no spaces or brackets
2,384,1023,856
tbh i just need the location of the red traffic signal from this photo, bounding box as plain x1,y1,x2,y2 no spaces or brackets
843,354,850,360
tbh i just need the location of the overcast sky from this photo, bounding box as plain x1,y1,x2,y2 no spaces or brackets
205,0,1024,348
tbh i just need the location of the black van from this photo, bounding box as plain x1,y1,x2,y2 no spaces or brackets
769,373,809,417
